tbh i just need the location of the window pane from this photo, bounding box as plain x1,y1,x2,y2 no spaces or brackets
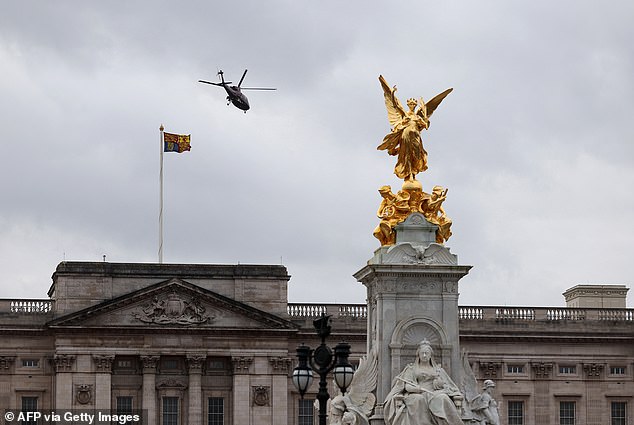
298,399,314,425
560,401,575,425
208,397,224,425
163,397,179,425
117,396,133,415
508,365,524,373
21,397,38,425
508,401,524,425
611,401,627,425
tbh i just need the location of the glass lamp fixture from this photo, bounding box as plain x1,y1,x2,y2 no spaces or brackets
333,342,354,394
292,344,313,397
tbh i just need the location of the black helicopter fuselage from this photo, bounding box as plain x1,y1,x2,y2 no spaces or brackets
198,69,274,112
222,84,250,111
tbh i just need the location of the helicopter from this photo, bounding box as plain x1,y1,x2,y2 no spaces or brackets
198,69,276,112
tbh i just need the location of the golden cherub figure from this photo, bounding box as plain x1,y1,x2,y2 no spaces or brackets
378,75,452,188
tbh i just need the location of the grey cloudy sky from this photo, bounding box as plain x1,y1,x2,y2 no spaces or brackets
1,1,632,307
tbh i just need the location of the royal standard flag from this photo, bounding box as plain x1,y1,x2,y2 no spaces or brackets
164,132,191,153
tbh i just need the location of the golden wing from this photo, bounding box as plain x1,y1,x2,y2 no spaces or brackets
422,88,453,119
379,75,406,130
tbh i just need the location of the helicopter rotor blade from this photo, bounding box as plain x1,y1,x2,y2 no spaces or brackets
240,87,277,91
199,80,232,86
238,69,248,88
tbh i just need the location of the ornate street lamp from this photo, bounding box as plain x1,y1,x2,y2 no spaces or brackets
292,314,354,425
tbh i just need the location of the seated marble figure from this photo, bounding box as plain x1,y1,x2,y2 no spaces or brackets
384,340,464,425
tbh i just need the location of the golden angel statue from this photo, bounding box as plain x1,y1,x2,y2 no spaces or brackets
378,75,452,186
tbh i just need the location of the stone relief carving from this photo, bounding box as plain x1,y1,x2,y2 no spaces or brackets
186,355,206,373
54,354,75,372
382,243,457,265
232,357,253,374
583,363,604,378
478,362,501,378
133,292,213,325
252,386,270,406
93,355,115,373
140,355,160,372
531,362,553,379
156,378,188,390
75,384,93,405
0,356,15,372
269,357,292,374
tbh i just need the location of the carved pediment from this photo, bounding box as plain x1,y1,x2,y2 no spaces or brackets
47,278,296,331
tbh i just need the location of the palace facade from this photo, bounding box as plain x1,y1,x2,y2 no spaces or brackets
0,261,632,425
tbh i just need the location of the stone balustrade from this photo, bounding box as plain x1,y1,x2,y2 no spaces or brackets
0,299,53,314
287,303,633,322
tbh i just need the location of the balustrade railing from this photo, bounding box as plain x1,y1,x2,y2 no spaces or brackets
0,299,53,314
287,303,367,318
458,306,633,322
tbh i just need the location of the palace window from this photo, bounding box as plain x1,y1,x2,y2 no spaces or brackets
611,401,627,425
21,397,38,425
507,365,524,374
161,357,183,373
559,365,576,374
21,359,39,367
162,397,179,425
208,397,224,425
559,401,576,425
610,366,626,375
298,399,314,425
507,400,524,425
116,396,133,415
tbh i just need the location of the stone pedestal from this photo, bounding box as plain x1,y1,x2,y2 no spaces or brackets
354,213,471,424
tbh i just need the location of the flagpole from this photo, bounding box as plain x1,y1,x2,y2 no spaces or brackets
159,124,164,264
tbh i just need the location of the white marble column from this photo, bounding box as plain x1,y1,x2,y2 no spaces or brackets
93,355,114,410
53,355,76,409
186,355,206,425
231,357,253,425
140,355,159,424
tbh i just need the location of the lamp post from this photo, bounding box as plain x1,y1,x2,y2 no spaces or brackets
292,314,355,425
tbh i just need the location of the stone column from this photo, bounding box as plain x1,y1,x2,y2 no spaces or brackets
140,355,159,424
354,213,471,424
231,357,253,425
53,355,76,409
269,357,292,425
186,355,206,425
0,357,15,408
93,355,114,410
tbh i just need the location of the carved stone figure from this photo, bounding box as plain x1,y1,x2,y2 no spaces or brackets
385,340,464,425
133,292,212,325
461,353,500,425
378,75,452,188
329,348,378,425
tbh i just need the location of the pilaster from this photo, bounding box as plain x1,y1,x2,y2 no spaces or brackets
93,355,114,410
269,357,292,425
140,355,159,424
232,357,253,425
186,355,206,425
53,354,76,409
